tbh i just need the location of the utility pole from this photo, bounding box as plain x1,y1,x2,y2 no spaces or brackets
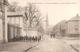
2,0,9,43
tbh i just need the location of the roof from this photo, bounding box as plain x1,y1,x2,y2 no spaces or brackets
7,11,24,17
69,14,80,21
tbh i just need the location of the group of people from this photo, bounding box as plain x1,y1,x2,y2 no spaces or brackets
22,36,42,42
10,35,42,42
50,34,55,38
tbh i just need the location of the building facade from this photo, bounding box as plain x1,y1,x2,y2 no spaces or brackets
0,10,26,42
52,14,80,38
0,0,27,43
7,11,25,41
53,20,67,38
66,14,80,37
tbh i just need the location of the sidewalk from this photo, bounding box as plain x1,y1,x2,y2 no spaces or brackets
0,41,38,52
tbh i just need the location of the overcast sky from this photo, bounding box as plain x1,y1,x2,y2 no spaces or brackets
8,0,80,26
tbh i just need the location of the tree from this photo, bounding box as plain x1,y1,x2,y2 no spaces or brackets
24,3,43,30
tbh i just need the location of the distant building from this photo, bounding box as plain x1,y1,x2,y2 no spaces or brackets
66,14,80,37
53,20,67,38
52,14,80,38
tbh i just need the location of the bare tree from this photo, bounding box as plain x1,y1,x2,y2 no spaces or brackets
24,3,43,30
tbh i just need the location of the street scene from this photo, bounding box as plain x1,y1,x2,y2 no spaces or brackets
0,0,80,52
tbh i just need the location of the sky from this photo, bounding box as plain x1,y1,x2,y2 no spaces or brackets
8,0,80,26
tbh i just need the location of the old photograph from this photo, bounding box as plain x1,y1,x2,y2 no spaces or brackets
0,0,80,52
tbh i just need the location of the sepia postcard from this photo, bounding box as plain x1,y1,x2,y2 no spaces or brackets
0,0,79,52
